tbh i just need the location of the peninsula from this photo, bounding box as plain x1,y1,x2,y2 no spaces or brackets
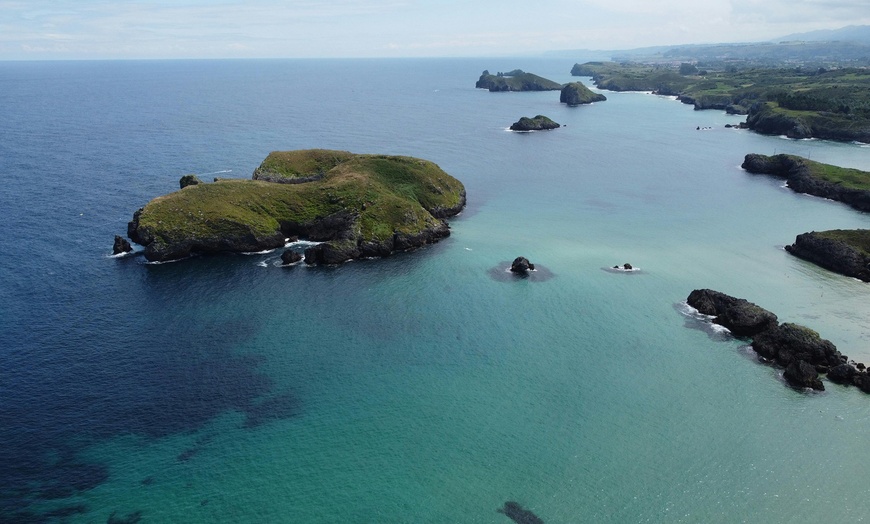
572,61,870,142
741,153,870,213
126,150,466,264
475,69,562,92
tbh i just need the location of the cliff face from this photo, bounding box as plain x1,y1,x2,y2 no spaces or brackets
741,153,870,213
509,115,560,131
746,102,870,142
127,151,466,263
786,231,870,282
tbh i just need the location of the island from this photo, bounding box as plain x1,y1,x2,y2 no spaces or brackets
475,69,562,92
509,115,560,131
571,61,870,142
125,149,466,264
741,153,870,213
785,230,870,282
560,81,606,106
686,289,869,392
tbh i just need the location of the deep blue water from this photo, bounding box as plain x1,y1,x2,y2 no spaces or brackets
2,58,870,522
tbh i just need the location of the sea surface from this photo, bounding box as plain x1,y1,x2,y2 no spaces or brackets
2,58,870,523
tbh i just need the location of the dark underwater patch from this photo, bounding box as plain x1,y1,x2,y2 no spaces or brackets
498,501,544,524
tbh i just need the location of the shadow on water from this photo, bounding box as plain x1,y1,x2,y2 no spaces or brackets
0,255,303,520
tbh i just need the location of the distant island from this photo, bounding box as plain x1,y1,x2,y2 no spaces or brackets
475,69,562,92
510,115,560,131
126,149,466,263
560,81,606,105
572,61,870,142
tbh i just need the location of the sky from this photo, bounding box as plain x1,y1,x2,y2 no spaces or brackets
1,0,869,60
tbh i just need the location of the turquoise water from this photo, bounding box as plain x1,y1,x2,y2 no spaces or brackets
2,58,870,522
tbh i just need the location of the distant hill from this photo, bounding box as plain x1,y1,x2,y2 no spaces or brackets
778,25,870,44
544,25,870,67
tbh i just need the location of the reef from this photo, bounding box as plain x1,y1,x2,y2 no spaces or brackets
510,115,560,131
560,81,606,106
476,69,562,92
686,289,870,392
125,150,466,264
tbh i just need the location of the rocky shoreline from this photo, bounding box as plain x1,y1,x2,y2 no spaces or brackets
687,289,870,393
124,150,466,264
741,153,870,213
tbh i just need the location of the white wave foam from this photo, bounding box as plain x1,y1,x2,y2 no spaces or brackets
677,301,732,335
241,248,276,255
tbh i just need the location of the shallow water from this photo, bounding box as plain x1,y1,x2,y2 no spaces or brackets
1,58,870,522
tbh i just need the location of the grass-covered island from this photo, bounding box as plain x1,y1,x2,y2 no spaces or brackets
475,69,562,92
741,153,870,212
126,150,466,263
572,61,870,142
560,81,606,106
509,115,560,131
740,153,870,281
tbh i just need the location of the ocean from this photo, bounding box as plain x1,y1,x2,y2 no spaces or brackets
1,58,870,523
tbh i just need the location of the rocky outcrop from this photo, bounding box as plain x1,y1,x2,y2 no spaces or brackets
127,150,466,264
785,231,870,282
475,70,562,92
746,102,870,143
179,174,202,189
741,153,870,213
510,257,535,273
112,235,133,255
510,115,560,131
783,360,825,391
280,250,302,265
685,289,870,394
686,289,778,337
560,82,606,106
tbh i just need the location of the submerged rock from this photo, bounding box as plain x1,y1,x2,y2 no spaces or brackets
498,501,544,524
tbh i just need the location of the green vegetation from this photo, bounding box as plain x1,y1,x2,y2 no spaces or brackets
815,230,870,256
572,61,870,141
252,149,355,181
475,69,562,92
129,151,466,262
560,82,606,106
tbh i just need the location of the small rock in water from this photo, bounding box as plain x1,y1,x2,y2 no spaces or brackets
281,250,302,265
510,257,535,273
623,263,632,270
113,235,132,255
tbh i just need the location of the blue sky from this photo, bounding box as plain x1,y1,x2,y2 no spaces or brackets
1,0,869,59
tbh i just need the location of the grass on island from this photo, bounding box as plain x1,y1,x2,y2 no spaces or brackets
815,229,870,256
778,154,870,191
135,151,466,248
253,149,355,180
